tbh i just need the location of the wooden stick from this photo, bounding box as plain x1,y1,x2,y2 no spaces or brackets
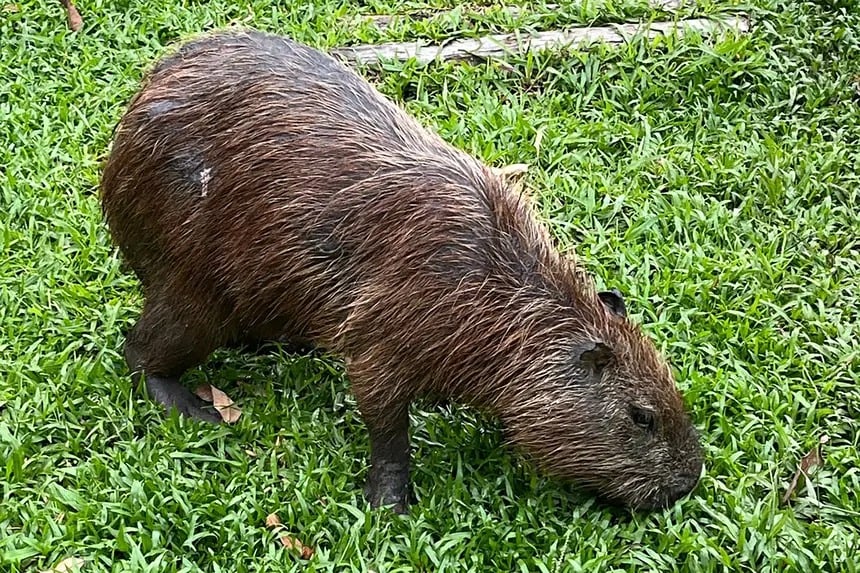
334,15,750,66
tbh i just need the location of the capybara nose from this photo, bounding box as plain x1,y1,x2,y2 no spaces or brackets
667,472,701,504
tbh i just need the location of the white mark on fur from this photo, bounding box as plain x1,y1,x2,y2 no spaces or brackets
200,167,212,197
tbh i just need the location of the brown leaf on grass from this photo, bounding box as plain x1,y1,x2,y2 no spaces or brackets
781,435,828,505
265,513,315,559
192,384,242,423
193,384,214,402
279,534,315,559
3,4,19,13
41,557,84,573
61,0,82,31
211,386,242,423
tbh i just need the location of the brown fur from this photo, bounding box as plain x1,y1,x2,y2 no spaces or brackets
101,29,703,511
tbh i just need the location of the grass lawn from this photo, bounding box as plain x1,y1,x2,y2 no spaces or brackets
1,0,859,571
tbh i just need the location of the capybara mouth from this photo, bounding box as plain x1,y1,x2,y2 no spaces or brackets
629,472,702,511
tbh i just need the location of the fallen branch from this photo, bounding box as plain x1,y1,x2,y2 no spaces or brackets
360,0,690,31
334,15,750,66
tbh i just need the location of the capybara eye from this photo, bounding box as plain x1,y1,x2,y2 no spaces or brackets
630,406,656,433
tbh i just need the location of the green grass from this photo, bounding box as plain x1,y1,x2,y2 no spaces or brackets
1,0,859,571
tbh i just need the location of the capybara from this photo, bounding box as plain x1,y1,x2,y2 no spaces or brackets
100,29,703,513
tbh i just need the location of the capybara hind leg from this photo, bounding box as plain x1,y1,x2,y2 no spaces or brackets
352,381,412,513
124,297,223,424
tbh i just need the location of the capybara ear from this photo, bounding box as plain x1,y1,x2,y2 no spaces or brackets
577,340,614,374
598,289,627,318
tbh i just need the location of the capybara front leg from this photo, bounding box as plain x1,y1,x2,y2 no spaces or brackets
365,411,411,513
124,295,223,424
355,394,412,513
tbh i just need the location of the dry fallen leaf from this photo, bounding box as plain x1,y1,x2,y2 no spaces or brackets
211,386,242,423
41,556,84,573
265,513,314,559
193,384,214,402
279,534,315,559
3,3,19,13
781,435,828,505
192,384,242,423
61,0,82,31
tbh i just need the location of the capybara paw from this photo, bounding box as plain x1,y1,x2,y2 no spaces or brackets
177,400,224,424
364,472,411,514
144,376,223,424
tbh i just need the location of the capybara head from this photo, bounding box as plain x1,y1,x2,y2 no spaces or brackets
494,287,703,510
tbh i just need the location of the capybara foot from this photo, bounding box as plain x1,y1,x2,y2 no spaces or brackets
365,464,411,514
144,375,223,423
